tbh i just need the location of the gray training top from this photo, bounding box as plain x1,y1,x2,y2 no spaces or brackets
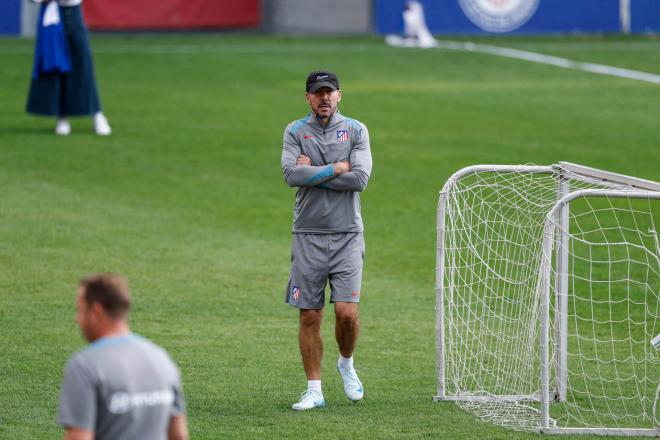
58,334,185,440
281,112,372,234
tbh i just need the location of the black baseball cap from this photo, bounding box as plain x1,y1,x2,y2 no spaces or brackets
306,70,340,93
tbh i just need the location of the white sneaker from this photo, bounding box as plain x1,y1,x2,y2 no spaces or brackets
291,389,326,411
55,119,71,136
94,113,112,136
337,360,363,402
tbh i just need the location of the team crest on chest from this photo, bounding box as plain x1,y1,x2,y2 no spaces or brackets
336,130,349,142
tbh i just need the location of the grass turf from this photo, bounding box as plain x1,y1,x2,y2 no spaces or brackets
0,34,659,438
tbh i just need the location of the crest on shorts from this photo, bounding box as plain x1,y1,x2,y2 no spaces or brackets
336,130,349,142
291,286,301,301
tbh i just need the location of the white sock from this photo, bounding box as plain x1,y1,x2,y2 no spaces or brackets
338,355,353,369
307,380,322,394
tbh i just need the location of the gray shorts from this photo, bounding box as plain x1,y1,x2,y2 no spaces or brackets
285,232,365,309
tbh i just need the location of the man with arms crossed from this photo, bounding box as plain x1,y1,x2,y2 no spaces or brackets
281,70,372,410
58,273,188,440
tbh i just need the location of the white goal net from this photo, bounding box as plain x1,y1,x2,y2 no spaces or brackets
435,162,660,436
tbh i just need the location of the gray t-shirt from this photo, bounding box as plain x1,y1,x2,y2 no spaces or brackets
281,112,372,234
58,334,185,440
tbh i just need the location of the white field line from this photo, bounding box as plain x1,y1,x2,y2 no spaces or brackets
3,39,660,84
2,39,658,54
439,40,660,85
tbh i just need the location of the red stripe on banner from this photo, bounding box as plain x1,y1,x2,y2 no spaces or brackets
83,0,260,30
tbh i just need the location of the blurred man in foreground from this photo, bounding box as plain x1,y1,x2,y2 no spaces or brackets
58,273,188,440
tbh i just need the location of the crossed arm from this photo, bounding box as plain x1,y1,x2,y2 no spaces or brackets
282,153,352,188
281,127,372,192
296,155,351,182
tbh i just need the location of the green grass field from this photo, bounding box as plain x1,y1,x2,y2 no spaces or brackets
1,34,659,439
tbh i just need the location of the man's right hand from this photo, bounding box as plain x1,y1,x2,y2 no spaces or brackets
333,161,351,176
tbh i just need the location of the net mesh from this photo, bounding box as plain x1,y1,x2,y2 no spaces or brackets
439,165,660,433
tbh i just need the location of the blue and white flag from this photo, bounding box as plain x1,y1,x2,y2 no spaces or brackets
31,1,72,79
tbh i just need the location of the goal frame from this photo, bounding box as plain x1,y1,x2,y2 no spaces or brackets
433,162,660,436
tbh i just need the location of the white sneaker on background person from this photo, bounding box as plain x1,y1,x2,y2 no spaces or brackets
55,118,71,136
94,112,112,136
